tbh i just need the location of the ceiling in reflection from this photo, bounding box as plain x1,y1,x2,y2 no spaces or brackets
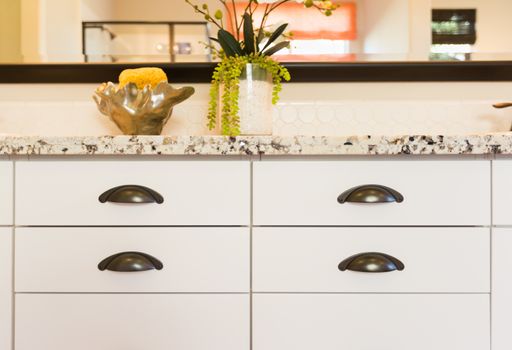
1,0,512,63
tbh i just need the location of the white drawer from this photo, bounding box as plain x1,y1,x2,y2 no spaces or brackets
253,227,489,293
492,228,512,350
15,160,250,226
15,227,249,293
254,160,490,225
493,160,512,225
16,294,249,350
254,294,489,350
0,161,12,225
0,228,11,350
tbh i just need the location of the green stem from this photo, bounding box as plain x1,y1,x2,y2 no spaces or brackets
249,0,257,16
236,0,255,36
185,0,224,30
220,0,237,38
230,0,240,40
257,4,271,51
268,0,289,14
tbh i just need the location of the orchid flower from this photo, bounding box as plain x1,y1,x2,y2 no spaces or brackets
186,0,337,57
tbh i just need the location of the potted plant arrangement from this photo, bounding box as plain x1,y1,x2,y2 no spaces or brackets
186,0,338,136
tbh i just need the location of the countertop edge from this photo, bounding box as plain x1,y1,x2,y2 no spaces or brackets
0,135,511,156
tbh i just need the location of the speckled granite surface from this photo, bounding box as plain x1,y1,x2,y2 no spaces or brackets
1,134,512,156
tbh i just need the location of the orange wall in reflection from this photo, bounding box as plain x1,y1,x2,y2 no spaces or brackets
226,2,357,40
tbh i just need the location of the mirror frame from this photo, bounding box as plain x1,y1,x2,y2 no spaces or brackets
1,61,512,83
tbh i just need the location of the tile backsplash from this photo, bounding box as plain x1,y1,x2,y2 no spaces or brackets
0,99,510,136
273,101,512,136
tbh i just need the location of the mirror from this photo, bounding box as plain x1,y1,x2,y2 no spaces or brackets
1,0,511,63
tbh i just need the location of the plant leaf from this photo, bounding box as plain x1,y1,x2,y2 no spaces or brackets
243,13,256,55
257,29,265,45
218,29,243,57
261,23,288,52
263,41,290,56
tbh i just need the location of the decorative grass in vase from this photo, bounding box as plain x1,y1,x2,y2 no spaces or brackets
186,0,338,136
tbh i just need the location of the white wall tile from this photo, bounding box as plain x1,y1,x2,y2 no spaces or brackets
1,83,512,136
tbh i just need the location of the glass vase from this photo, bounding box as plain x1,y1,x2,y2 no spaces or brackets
219,63,274,136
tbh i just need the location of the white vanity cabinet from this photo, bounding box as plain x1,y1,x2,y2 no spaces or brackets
253,227,490,293
253,159,491,350
0,161,13,225
494,160,512,225
0,228,12,350
16,294,249,350
254,294,489,350
0,160,13,350
492,228,512,350
253,160,490,226
13,159,251,350
492,159,512,350
15,227,250,293
15,160,250,226
4,156,499,350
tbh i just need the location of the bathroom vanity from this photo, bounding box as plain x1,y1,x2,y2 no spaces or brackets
5,0,512,346
0,161,12,350
1,134,512,350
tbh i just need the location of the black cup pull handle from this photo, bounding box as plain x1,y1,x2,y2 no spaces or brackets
99,185,164,204
337,184,404,204
98,252,164,272
338,252,405,273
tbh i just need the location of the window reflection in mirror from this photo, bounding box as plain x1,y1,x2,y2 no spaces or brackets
82,22,213,62
1,0,511,63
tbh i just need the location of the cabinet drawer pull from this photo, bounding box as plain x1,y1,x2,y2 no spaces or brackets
338,252,405,273
99,185,164,204
493,102,512,109
98,252,164,272
337,184,404,204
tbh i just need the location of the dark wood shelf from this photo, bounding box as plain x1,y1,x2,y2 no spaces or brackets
2,61,512,83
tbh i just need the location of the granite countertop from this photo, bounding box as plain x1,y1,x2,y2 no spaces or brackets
1,134,512,156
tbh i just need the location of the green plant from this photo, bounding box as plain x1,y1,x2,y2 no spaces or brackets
208,54,291,136
186,0,337,135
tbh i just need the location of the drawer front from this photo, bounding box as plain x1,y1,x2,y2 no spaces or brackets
492,228,512,350
0,228,11,350
254,294,489,350
16,227,249,293
253,227,489,293
0,161,12,225
16,294,249,350
15,160,250,226
493,160,512,225
254,160,490,225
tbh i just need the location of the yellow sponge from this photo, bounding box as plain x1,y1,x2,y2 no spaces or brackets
118,67,168,89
